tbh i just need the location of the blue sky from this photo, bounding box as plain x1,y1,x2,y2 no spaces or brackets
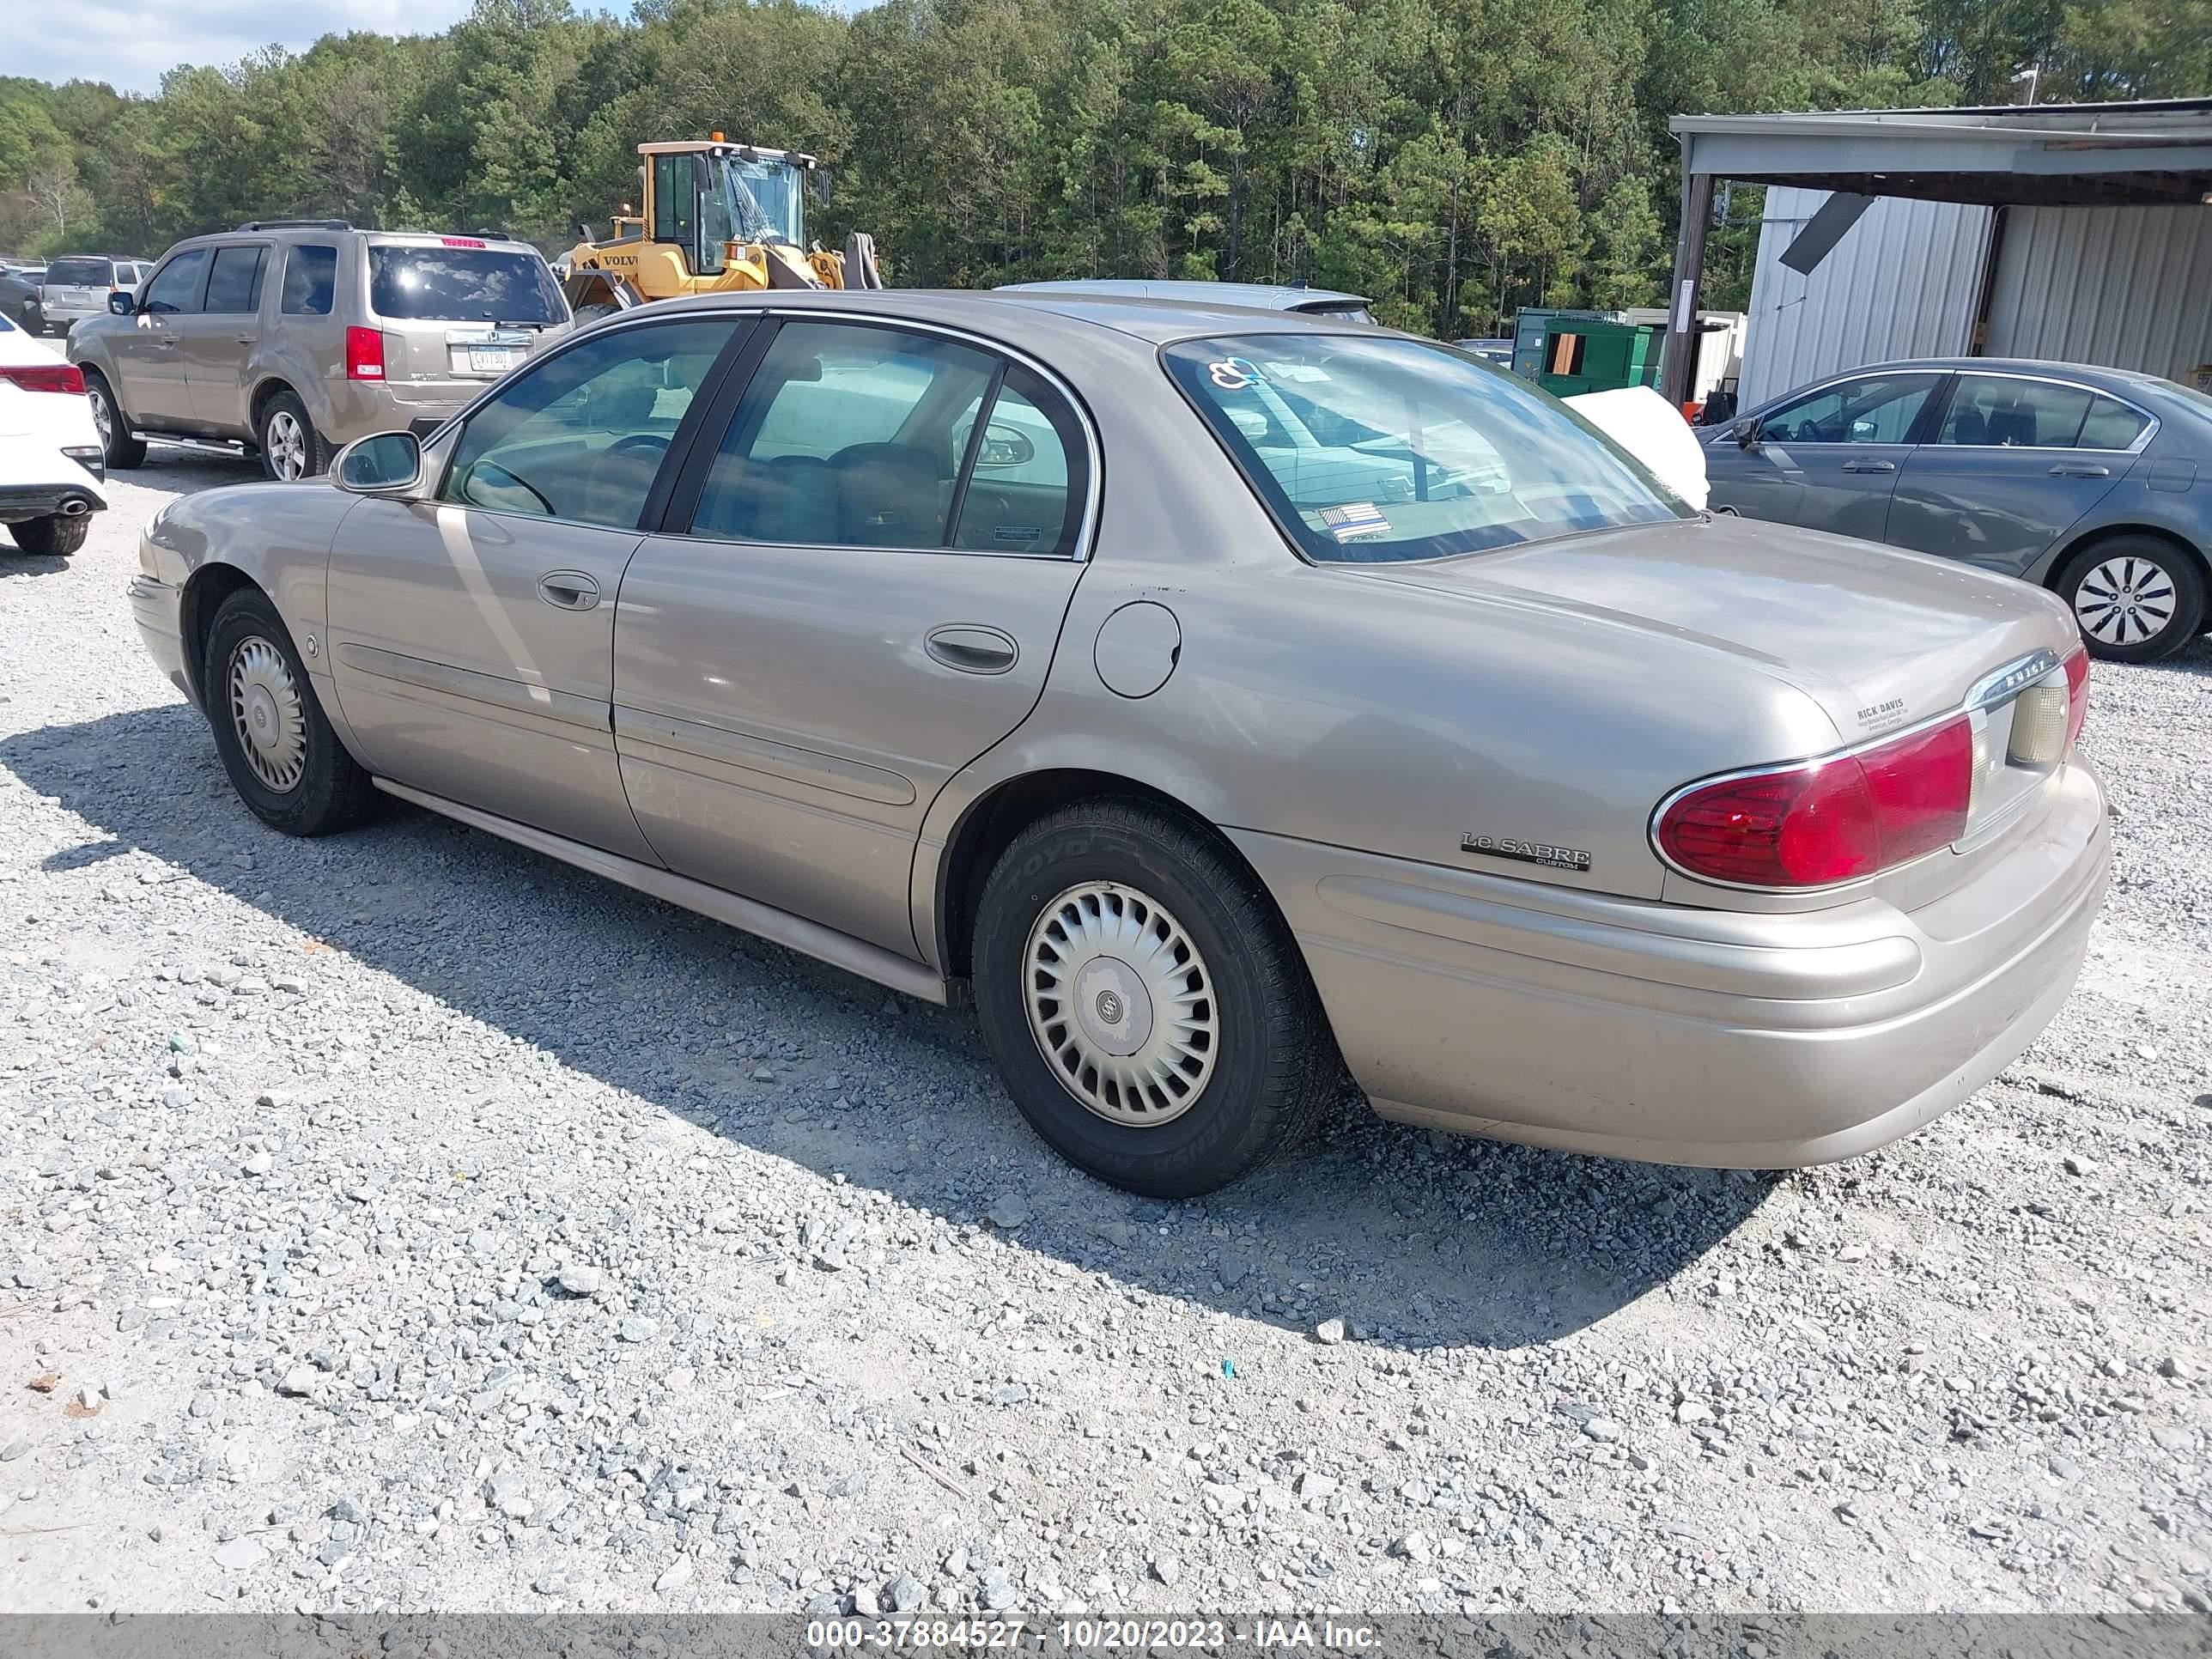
22,1,522,96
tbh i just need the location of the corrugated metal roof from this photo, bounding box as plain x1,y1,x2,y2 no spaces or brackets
1986,204,2212,385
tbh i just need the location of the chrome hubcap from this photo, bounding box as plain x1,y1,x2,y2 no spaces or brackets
1024,882,1218,1127
266,410,307,480
89,389,112,446
2075,556,2176,647
228,636,307,792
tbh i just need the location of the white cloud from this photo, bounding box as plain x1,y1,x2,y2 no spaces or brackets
19,0,479,96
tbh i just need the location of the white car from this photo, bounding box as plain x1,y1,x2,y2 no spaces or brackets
38,254,150,334
0,309,106,556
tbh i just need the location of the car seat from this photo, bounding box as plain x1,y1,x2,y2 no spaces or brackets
828,441,945,547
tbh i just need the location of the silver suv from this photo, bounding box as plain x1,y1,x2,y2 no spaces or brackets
69,221,574,480
39,255,152,333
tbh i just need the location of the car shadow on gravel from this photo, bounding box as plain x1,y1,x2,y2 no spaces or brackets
3,703,1777,1352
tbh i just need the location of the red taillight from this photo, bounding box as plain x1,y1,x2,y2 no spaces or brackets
345,326,386,381
2063,647,2089,753
0,362,86,396
1656,715,1974,889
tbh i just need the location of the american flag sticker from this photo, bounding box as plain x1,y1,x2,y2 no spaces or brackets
1320,501,1391,542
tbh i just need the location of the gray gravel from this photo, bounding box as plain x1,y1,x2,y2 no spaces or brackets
1,453,2207,1617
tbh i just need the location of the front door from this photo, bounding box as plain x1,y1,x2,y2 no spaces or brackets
1705,371,1942,543
180,241,270,433
613,317,1093,955
112,247,211,427
326,314,746,860
1885,371,2143,576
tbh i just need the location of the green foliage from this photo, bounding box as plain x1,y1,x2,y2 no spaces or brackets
2,0,2205,325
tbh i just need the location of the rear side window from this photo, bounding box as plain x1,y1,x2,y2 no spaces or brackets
368,246,564,325
204,246,267,315
281,245,337,316
141,251,210,315
2076,395,2152,451
46,258,111,287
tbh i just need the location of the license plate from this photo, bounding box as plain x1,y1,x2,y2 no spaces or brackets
466,346,522,374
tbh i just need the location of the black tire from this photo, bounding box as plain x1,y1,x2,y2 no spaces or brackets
971,800,1338,1198
257,389,332,482
202,587,380,836
7,514,90,556
83,370,147,470
2056,535,2207,664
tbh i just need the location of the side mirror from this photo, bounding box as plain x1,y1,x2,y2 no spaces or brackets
972,422,1035,468
108,291,136,317
1730,417,1761,449
332,431,422,495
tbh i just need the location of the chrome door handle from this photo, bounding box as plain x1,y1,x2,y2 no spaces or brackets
1841,459,1896,473
926,624,1018,674
234,334,256,345
2049,462,2111,477
537,571,600,611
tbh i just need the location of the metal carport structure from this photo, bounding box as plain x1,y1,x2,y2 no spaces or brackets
1660,100,2212,405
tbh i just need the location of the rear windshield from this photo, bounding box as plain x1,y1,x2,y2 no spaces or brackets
368,245,565,324
1164,333,1686,563
45,258,112,286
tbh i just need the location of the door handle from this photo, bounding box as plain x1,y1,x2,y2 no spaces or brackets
537,571,600,611
2049,462,2112,478
1841,459,1897,473
926,624,1018,674
234,334,256,346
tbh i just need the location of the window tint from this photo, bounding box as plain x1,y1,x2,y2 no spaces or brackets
46,257,112,287
689,321,998,549
653,153,697,249
1937,374,2100,447
949,372,1081,555
281,245,336,316
141,250,210,315
2078,395,2152,451
1166,334,1683,563
203,246,266,314
441,319,734,529
1759,374,1937,445
368,246,564,324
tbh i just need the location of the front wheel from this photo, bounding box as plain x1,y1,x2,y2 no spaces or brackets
971,801,1339,1198
7,514,90,556
203,588,381,836
2057,536,2206,662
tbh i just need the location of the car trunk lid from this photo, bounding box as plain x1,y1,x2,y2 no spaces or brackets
365,237,572,404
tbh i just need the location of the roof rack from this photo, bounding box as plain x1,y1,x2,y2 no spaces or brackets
234,219,354,233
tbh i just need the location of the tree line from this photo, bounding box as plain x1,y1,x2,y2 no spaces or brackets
3,0,2207,337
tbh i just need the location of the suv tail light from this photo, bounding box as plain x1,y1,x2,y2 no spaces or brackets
0,362,86,396
345,325,386,381
1656,716,1976,888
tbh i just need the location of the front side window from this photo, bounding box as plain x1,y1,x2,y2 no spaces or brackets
1759,374,1937,446
441,319,736,528
1936,374,2145,449
1166,333,1684,563
281,245,336,316
690,321,997,549
141,250,210,315
368,245,565,325
203,245,267,315
653,154,698,252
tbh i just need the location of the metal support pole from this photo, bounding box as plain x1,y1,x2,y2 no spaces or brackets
1661,163,1716,410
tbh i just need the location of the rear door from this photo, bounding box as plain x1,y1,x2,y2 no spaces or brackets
180,241,269,433
612,316,1094,955
112,248,210,425
363,238,573,421
1885,371,2146,576
1705,371,1942,542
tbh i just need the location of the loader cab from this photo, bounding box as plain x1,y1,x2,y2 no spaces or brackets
643,139,811,278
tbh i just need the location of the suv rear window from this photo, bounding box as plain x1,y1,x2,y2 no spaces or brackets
45,258,112,287
368,246,564,324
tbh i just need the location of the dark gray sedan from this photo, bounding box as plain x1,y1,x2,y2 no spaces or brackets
1705,357,2210,661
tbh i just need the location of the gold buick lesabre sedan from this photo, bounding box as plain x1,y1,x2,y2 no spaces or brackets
127,290,2110,1196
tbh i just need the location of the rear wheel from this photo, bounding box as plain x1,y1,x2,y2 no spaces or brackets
2057,535,2205,663
258,390,331,482
203,588,380,836
7,514,90,556
971,800,1338,1198
83,371,147,470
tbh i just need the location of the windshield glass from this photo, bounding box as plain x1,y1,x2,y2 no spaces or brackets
368,246,566,325
720,157,805,245
1164,333,1686,563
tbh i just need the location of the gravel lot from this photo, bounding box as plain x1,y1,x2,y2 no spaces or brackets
2,454,2207,1620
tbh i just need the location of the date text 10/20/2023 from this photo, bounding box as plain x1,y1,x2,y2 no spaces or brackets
804,1619,1384,1651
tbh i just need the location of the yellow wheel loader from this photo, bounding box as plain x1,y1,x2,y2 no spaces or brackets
561,137,883,319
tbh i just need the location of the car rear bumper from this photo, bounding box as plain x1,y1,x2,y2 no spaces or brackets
0,482,103,524
128,572,193,703
1231,757,2110,1168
